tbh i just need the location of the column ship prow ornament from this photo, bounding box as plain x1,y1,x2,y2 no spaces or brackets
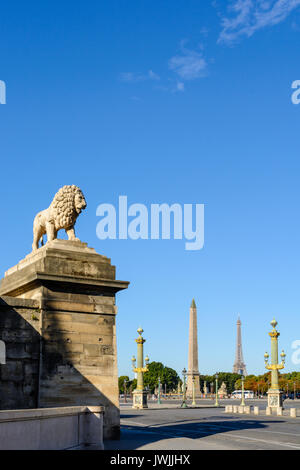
264,319,286,411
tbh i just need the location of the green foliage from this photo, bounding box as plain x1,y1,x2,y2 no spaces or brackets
118,376,137,394
131,378,137,391
118,376,130,394
219,371,300,395
143,362,180,393
119,370,300,396
200,372,241,394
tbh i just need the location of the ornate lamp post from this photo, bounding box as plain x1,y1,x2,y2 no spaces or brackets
210,382,214,398
241,375,245,406
177,381,181,399
131,327,150,409
181,368,188,408
215,372,219,407
158,376,161,405
123,379,128,403
264,319,286,411
192,375,196,406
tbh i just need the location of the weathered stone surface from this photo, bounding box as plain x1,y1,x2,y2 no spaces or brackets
0,406,104,450
266,406,272,415
0,297,40,409
277,407,283,416
0,240,129,440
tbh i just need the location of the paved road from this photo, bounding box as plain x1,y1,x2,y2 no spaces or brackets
120,397,300,410
105,400,300,450
120,398,300,410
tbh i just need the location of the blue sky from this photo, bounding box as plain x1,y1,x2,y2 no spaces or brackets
1,1,300,379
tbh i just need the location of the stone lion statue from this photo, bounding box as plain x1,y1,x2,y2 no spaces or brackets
32,185,87,251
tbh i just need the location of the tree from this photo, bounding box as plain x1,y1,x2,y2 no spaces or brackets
119,370,300,396
200,372,241,394
118,375,129,394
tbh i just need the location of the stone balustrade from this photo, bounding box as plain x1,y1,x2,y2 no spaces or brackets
225,404,299,418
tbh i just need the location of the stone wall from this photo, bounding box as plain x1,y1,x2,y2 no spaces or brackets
0,296,40,409
0,406,104,450
0,240,129,440
0,295,120,439
38,295,120,439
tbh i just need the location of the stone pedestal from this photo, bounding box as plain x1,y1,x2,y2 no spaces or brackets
267,389,283,410
0,239,129,440
186,373,201,398
132,390,148,409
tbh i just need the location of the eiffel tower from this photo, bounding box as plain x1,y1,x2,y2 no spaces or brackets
233,316,247,376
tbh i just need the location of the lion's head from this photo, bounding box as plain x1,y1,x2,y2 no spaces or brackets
50,185,87,230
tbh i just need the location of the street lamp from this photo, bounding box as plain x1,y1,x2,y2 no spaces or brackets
241,375,245,406
131,327,150,409
203,380,207,398
210,382,214,399
158,376,161,405
264,319,286,410
215,372,219,407
192,375,196,406
123,379,128,403
181,368,188,408
177,381,181,399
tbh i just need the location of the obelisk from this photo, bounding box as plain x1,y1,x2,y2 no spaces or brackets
187,299,201,398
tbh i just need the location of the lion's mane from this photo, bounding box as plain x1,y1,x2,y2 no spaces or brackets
50,185,85,230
